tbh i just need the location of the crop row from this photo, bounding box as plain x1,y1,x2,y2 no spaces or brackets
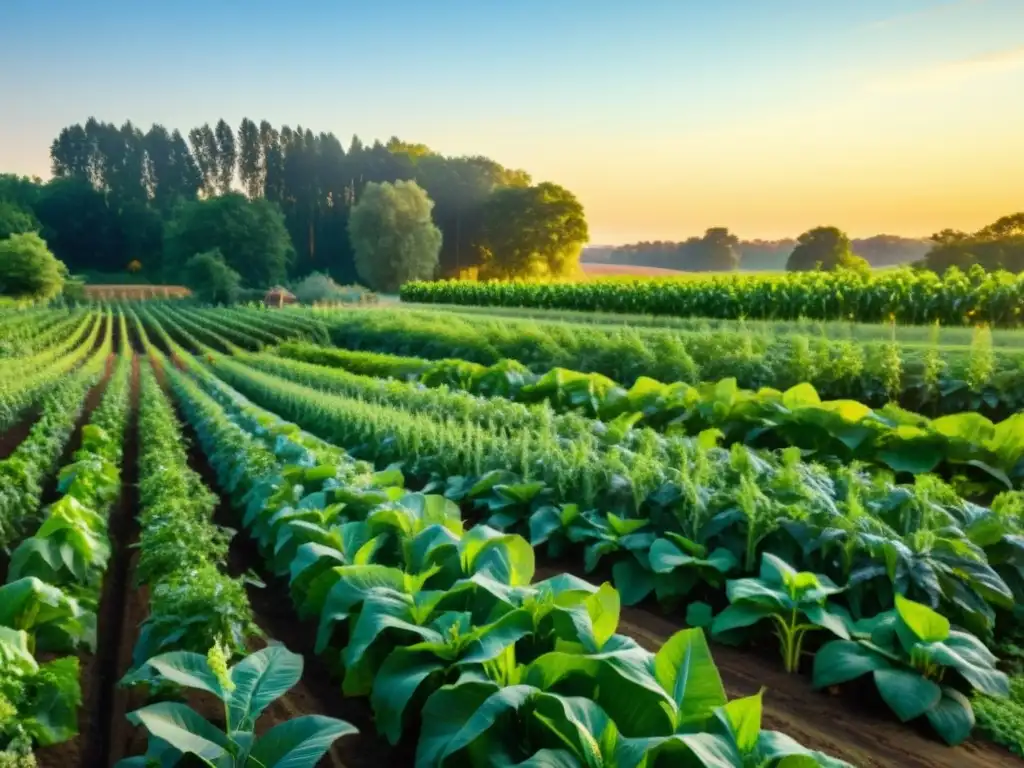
0,312,105,433
156,333,854,767
270,340,1024,495
274,307,1024,417
0,312,112,549
0,313,126,763
115,336,356,768
399,267,1024,327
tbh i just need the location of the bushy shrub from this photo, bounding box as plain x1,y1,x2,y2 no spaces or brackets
0,233,66,300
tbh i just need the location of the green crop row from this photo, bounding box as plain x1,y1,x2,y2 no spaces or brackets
270,341,1024,496
0,313,111,549
114,341,356,768
400,267,1024,326
0,313,104,433
274,307,1024,417
0,314,125,763
160,335,853,767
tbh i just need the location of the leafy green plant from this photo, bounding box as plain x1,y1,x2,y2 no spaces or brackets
812,594,1008,745
0,627,81,751
120,643,357,767
711,553,849,672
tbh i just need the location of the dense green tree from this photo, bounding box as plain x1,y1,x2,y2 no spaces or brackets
184,248,240,304
922,213,1024,274
0,202,38,240
163,192,292,287
0,233,66,299
33,177,118,272
348,180,441,291
477,182,588,279
786,226,854,271
681,227,740,271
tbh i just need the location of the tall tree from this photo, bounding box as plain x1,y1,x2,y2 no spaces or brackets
260,121,284,204
237,118,263,199
188,124,219,197
348,180,441,291
214,118,236,195
50,123,91,180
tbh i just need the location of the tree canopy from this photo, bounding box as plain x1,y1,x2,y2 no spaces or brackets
0,232,66,300
477,182,588,279
922,213,1024,274
163,193,293,287
0,201,38,240
786,226,855,272
348,180,442,292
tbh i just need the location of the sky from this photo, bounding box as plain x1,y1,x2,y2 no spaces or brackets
1,0,1022,245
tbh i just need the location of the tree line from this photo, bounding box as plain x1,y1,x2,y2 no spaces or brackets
584,216,1024,275
0,117,589,291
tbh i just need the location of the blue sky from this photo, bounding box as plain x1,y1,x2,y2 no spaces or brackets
2,0,1022,243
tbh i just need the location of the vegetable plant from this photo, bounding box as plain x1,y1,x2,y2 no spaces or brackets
712,553,849,673
119,643,357,768
812,594,1008,744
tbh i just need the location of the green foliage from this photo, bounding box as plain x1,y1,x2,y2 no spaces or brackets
0,202,38,241
124,644,357,767
184,249,241,305
348,180,442,292
290,271,375,305
812,594,1008,745
400,265,1024,327
164,193,293,288
149,322,851,766
974,675,1024,757
923,213,1024,273
712,554,849,673
477,182,589,279
0,233,66,300
0,628,81,751
786,227,855,272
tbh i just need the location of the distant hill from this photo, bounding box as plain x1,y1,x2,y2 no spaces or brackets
584,235,931,271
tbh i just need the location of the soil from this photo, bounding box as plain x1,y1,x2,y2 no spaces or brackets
0,410,37,460
533,562,1021,768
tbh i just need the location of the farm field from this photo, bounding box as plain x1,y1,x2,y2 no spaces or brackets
401,268,1024,327
3,302,1024,767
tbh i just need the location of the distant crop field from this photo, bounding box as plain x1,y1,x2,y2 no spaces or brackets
83,284,190,299
580,262,697,278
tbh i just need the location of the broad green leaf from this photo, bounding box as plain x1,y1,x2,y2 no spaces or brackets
924,687,974,746
228,645,304,729
415,682,523,768
126,702,228,762
711,604,770,636
894,594,949,643
372,649,445,744
720,691,763,754
812,640,892,689
873,668,941,722
248,714,358,767
653,628,726,723
460,609,534,665
142,652,223,697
